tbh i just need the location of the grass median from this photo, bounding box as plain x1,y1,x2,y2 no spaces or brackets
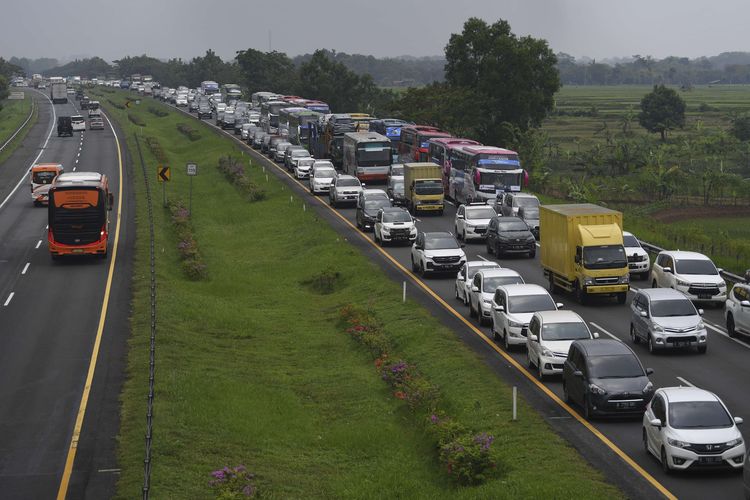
0,94,36,165
96,89,622,499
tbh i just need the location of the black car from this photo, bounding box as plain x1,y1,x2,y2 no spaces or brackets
485,216,536,258
356,191,392,232
563,339,654,420
57,116,73,137
197,103,212,120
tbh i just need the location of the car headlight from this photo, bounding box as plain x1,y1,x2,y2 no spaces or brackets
583,277,595,286
652,325,664,333
726,437,743,448
676,279,689,287
719,281,727,289
588,383,606,396
410,227,417,235
667,438,690,449
482,299,492,305
643,381,653,393
508,320,525,328
697,320,705,330
381,227,390,234
541,346,553,357
620,274,630,284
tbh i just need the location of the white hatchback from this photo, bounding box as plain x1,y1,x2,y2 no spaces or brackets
469,268,525,325
455,261,500,306
526,310,597,379
643,387,745,473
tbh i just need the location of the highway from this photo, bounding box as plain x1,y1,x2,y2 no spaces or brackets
171,101,748,500
0,90,133,499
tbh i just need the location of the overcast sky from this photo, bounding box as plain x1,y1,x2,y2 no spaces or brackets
2,0,749,63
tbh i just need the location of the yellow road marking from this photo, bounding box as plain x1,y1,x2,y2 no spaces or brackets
239,139,676,500
56,111,124,500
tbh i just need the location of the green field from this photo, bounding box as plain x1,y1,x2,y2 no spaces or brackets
94,89,622,499
0,95,35,165
543,84,750,151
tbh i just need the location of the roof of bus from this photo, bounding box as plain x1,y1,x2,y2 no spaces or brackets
52,172,105,188
427,137,482,147
279,107,308,114
305,100,328,105
344,132,390,142
31,163,64,171
372,118,412,126
403,125,443,133
347,113,372,118
291,110,322,117
457,145,519,155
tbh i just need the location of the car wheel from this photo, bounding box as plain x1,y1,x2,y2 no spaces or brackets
526,349,532,367
411,257,418,272
462,229,467,241
697,345,707,354
455,226,461,240
583,395,592,420
455,285,461,301
652,279,658,289
495,242,501,256
492,322,499,340
503,330,511,351
563,382,570,403
642,428,649,454
630,324,640,344
528,249,536,259
660,447,671,475
486,240,494,255
537,358,544,380
576,285,588,305
648,335,656,354
479,312,488,326
616,292,627,305
469,300,477,318
548,275,558,294
727,314,736,338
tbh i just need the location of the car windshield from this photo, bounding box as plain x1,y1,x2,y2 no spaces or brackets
516,197,539,208
391,182,404,195
650,298,697,317
675,259,717,275
508,294,556,314
483,275,523,292
466,208,496,220
298,159,314,166
588,355,644,379
541,322,590,341
315,169,336,179
390,165,404,177
365,199,391,210
521,208,539,219
383,212,412,223
314,162,334,169
498,221,529,232
424,236,459,250
292,150,309,157
623,235,640,247
668,401,733,429
337,178,360,187
414,180,443,195
583,245,627,270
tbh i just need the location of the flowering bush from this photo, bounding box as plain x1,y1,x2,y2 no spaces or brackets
177,122,201,141
167,200,207,280
208,465,258,498
428,415,496,485
218,156,266,202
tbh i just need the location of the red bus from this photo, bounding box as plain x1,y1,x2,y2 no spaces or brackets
447,146,525,204
48,172,113,259
398,126,452,162
427,137,482,192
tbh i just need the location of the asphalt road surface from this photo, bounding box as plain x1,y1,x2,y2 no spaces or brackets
170,101,747,500
0,90,133,499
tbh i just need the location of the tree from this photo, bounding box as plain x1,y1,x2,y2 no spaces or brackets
235,49,297,94
731,114,750,142
444,18,560,145
638,85,686,140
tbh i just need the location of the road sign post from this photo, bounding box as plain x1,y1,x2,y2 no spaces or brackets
157,165,170,207
186,163,197,216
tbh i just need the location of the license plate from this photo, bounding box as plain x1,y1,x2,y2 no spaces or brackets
674,341,689,348
617,402,635,409
72,249,84,253
699,456,723,464
698,294,712,299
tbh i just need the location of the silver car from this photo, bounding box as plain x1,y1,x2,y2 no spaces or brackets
329,175,362,207
630,288,707,354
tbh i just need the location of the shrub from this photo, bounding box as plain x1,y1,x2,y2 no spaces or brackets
144,136,168,164
217,156,266,202
128,112,146,127
107,99,125,110
167,200,208,281
300,267,343,294
176,122,201,141
209,465,259,498
148,106,168,117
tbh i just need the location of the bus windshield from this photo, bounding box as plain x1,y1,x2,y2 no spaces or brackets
33,171,58,184
478,171,522,190
356,143,391,166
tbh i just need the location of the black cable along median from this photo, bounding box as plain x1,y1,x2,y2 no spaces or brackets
134,133,157,499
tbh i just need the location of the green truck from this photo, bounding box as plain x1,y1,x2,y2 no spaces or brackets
403,163,444,215
540,203,629,304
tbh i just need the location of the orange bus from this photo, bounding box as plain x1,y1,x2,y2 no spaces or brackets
30,163,64,206
48,172,113,259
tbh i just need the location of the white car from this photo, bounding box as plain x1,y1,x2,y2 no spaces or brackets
526,310,597,379
623,231,650,280
294,158,315,179
71,115,86,132
309,166,337,194
175,93,188,106
288,149,312,171
651,250,727,305
455,203,497,241
490,284,562,350
643,387,745,473
329,175,362,207
455,261,501,305
374,207,417,246
410,231,466,278
726,281,750,338
469,268,525,325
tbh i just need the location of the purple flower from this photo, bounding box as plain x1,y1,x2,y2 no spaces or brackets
430,414,440,424
242,484,255,496
474,432,495,451
211,470,225,480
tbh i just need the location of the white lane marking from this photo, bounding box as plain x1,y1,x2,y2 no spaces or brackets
705,323,750,350
536,242,540,248
77,152,80,157
444,199,455,206
35,240,42,249
676,376,694,387
477,254,490,262
73,167,76,171
45,224,48,230
97,468,121,473
0,90,56,213
3,292,14,307
589,321,621,341
21,262,30,275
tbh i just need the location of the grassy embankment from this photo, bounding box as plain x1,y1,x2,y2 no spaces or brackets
92,87,623,499
0,94,36,165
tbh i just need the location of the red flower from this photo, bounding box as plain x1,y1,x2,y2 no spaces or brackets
394,391,406,400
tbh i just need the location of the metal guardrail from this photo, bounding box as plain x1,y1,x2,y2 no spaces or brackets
639,241,746,285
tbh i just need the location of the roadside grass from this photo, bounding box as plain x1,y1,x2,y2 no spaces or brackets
0,95,36,166
544,84,750,151
94,89,622,499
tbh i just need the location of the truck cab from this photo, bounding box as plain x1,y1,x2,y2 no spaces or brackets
403,162,444,215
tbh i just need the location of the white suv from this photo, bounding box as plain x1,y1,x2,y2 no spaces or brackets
454,203,496,241
491,284,562,350
726,282,750,338
651,250,727,306
329,175,363,207
374,207,416,246
410,232,466,278
623,231,650,280
468,268,524,325
643,387,745,473
526,310,597,380
309,165,337,194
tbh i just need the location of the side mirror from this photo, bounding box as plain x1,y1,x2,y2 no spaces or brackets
529,334,538,342
663,267,672,274
493,304,505,312
698,308,704,316
574,254,581,264
456,214,465,219
740,300,750,307
717,268,724,274
640,310,648,318
646,368,654,375
734,416,744,425
649,418,663,428
592,332,600,339
556,302,564,309
573,370,583,379
471,286,479,293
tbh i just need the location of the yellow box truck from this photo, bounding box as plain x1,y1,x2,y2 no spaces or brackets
540,203,629,304
403,162,444,215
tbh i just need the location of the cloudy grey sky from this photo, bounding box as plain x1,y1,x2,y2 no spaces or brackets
2,0,748,63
